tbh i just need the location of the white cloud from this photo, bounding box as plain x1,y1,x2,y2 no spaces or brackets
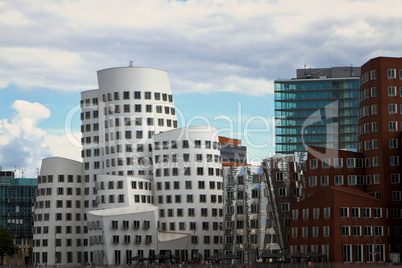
0,100,82,177
2,0,402,96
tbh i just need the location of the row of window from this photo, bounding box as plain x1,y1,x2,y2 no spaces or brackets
307,174,392,187
157,194,223,204
33,225,84,235
97,194,153,204
155,140,221,150
34,213,84,223
155,167,222,177
37,174,81,184
110,220,150,230
292,225,383,239
359,86,402,103
159,207,223,218
156,180,222,191
360,68,402,85
154,153,222,164
97,180,151,191
100,91,173,103
101,103,175,115
225,204,261,214
310,156,401,169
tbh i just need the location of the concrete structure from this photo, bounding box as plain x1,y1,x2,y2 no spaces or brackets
289,57,402,264
33,66,223,265
275,66,360,154
0,171,36,265
33,157,83,265
153,126,223,260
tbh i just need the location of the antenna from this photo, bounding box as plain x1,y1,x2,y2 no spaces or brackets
129,61,133,67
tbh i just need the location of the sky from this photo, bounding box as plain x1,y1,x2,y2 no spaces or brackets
1,0,402,177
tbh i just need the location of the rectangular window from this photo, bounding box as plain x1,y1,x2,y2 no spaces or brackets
342,226,350,236
334,175,344,186
391,156,400,166
309,176,317,187
389,104,397,114
388,69,396,79
309,159,318,169
340,207,349,218
343,244,352,263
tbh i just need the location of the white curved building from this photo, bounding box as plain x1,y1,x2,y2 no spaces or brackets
33,157,84,264
153,126,223,260
33,66,223,265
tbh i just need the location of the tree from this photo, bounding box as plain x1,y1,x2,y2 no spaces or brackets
0,226,16,265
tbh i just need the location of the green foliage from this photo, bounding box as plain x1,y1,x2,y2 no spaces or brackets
0,225,16,265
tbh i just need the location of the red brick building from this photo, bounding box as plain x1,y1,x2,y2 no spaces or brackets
289,57,402,264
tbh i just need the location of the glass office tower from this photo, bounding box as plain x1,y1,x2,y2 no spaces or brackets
275,67,360,154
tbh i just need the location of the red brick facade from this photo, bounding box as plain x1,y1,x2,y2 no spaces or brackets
289,57,402,264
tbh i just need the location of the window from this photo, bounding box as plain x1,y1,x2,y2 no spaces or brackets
292,209,299,220
389,104,397,114
372,139,379,149
324,207,331,219
309,176,317,187
323,226,330,237
320,176,329,186
302,227,308,238
279,188,287,197
348,175,356,185
372,122,378,132
334,158,343,168
310,159,318,169
391,156,400,166
302,209,309,220
291,227,298,238
340,207,349,218
390,139,398,149
391,173,401,184
374,208,382,218
375,226,383,236
343,245,352,263
371,87,377,97
281,203,289,212
322,159,330,169
388,86,397,97
351,208,360,218
392,191,401,201
370,70,377,80
388,69,396,79
334,175,344,186
342,226,350,236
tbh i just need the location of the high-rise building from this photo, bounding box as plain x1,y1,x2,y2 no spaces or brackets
0,171,37,265
33,66,223,265
261,154,305,252
222,165,277,262
275,67,360,154
288,57,402,264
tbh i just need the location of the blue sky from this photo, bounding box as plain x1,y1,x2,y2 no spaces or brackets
1,0,402,176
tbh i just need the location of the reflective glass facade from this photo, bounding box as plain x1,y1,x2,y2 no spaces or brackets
275,75,360,154
0,171,37,242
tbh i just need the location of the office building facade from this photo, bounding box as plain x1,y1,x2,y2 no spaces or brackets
275,67,360,154
0,171,37,265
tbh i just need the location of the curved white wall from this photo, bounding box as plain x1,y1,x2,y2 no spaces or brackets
33,157,83,265
153,126,223,259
